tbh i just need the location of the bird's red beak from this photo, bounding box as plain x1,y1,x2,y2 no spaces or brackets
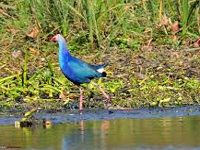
50,36,56,42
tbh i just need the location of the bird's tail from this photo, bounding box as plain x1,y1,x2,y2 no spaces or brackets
101,72,107,77
91,63,108,77
92,63,108,71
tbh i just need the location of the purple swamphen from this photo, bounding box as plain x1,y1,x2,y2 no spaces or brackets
51,34,110,110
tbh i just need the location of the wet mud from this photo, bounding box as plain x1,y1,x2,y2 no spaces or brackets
1,106,200,125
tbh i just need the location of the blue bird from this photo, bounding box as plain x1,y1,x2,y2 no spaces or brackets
51,34,110,110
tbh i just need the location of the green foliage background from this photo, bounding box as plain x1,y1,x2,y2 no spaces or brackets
0,0,200,110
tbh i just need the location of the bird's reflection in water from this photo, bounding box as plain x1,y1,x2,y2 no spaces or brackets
62,120,110,150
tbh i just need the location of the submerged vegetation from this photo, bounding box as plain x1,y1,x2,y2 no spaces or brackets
0,0,200,110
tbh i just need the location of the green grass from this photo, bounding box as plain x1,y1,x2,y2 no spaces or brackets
0,0,200,110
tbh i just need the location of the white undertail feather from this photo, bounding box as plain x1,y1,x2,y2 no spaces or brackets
97,68,104,73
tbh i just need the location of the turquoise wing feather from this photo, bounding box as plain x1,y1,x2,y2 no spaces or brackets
67,56,102,83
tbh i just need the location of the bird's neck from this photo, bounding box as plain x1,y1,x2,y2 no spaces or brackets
58,40,71,68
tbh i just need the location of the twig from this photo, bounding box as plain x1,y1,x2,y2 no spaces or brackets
180,47,200,52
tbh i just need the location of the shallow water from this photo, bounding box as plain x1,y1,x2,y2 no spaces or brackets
1,107,200,150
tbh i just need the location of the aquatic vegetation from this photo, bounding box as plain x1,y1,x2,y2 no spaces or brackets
0,0,200,110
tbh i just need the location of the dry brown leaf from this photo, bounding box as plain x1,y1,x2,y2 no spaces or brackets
171,21,180,34
26,28,39,38
29,48,40,56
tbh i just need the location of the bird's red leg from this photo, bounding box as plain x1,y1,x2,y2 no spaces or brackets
91,82,110,104
79,88,83,111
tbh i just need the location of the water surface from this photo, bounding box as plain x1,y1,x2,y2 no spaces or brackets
1,113,200,150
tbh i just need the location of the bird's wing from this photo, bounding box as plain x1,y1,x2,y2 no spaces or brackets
68,57,101,80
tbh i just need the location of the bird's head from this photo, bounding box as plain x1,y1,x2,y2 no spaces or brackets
50,34,63,42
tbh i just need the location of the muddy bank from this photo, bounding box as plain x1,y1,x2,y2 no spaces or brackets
1,106,200,125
